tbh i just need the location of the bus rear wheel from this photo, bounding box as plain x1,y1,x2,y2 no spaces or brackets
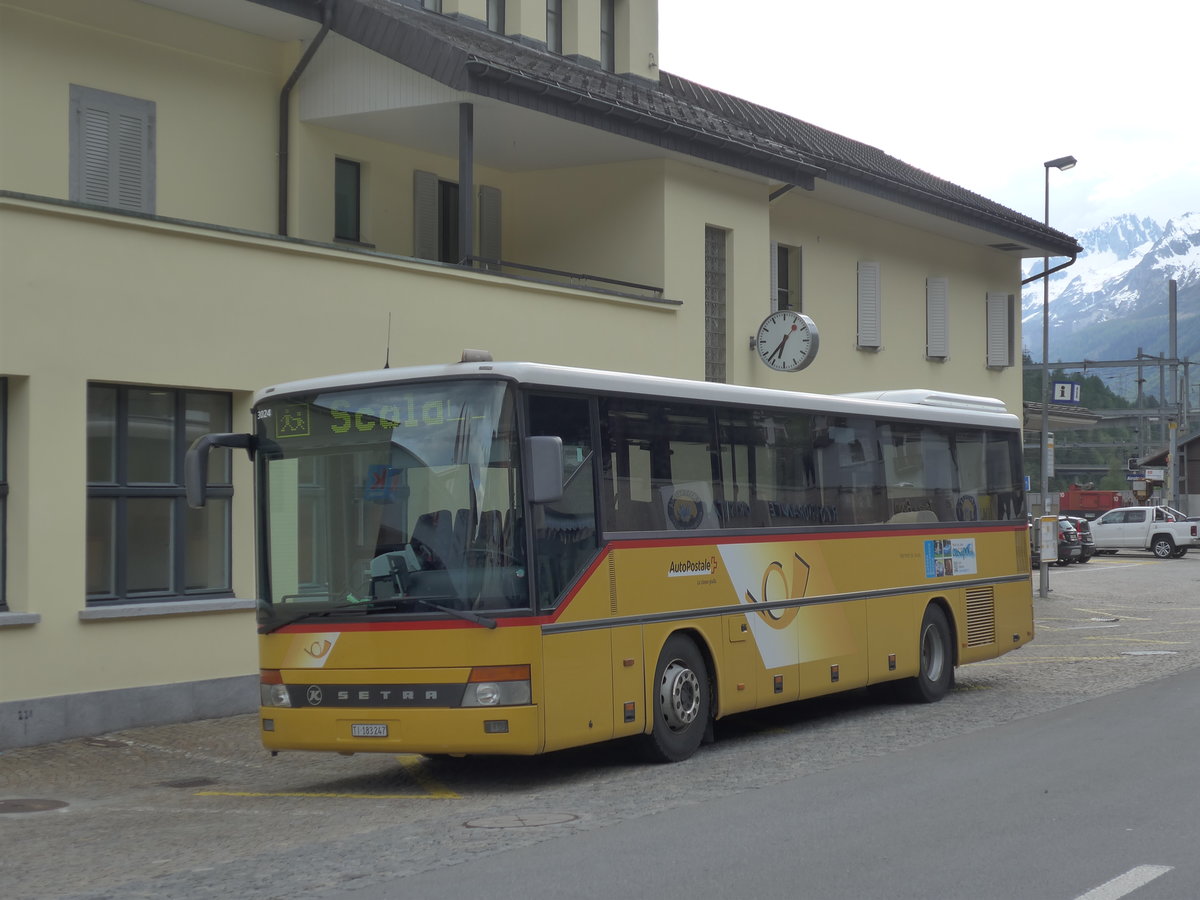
898,604,954,703
640,634,710,763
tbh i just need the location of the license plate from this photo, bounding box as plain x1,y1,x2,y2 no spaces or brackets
351,723,388,738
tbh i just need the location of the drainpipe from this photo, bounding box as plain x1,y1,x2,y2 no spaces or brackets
278,0,334,236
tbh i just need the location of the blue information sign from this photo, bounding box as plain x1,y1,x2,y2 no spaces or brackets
1052,381,1081,405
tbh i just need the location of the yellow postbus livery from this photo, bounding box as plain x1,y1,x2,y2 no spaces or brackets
187,357,1033,762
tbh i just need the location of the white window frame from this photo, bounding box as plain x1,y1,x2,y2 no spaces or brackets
771,241,802,312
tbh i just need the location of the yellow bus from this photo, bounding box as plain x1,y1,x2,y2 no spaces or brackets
188,356,1033,762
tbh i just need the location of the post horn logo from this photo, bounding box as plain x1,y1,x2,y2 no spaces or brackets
303,639,333,660
744,553,811,629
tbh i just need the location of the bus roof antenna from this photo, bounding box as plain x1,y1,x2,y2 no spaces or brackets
384,312,392,369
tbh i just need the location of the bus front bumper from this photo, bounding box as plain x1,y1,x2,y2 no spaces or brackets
259,704,542,756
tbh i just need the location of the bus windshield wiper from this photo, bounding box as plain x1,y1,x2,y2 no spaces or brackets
413,598,497,629
259,596,402,633
262,596,496,631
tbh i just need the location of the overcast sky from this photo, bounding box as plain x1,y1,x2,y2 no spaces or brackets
657,0,1198,237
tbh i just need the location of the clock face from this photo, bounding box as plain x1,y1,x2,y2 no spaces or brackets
755,311,819,372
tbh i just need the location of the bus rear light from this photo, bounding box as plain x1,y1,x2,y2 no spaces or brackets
259,670,291,708
463,665,531,707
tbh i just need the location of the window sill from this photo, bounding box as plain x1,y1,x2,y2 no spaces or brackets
333,237,376,250
0,612,41,628
79,598,256,622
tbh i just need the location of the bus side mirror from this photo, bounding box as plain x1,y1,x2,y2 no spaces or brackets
186,432,254,508
525,435,563,504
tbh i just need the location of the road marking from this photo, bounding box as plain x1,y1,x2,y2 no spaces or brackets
975,655,1124,665
1075,865,1172,900
1075,608,1151,621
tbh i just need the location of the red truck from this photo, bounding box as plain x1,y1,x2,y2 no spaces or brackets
1059,484,1124,519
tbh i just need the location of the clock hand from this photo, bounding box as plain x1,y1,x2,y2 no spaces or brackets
768,323,798,361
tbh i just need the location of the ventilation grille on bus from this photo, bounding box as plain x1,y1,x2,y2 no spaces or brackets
608,554,618,615
965,587,997,647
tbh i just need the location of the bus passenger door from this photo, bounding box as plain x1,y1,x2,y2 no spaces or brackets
526,393,613,751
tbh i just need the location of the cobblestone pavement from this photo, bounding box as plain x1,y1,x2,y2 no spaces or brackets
3,554,1198,899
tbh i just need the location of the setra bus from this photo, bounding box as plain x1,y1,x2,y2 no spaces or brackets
186,354,1033,762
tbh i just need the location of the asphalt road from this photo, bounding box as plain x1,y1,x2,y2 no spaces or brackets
344,664,1200,900
3,551,1199,899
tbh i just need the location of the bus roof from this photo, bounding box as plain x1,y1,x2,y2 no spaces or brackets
254,360,1021,429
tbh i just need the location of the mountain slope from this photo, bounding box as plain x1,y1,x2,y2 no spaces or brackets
1021,213,1200,379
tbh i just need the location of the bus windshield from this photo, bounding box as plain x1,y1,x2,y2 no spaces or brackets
254,378,526,631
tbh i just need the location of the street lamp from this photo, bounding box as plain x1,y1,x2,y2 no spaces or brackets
1039,155,1076,598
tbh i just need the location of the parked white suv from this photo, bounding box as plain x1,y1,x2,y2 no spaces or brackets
1089,506,1200,559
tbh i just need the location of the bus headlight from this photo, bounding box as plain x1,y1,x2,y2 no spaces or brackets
260,683,292,708
259,670,291,708
472,683,502,706
462,665,531,707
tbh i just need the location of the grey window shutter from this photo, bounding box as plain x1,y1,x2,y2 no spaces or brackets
986,292,1013,367
70,85,155,213
478,185,501,269
857,261,881,349
413,170,439,260
926,277,949,359
769,240,780,311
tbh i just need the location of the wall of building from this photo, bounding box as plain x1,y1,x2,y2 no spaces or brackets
768,193,1023,412
1,0,283,231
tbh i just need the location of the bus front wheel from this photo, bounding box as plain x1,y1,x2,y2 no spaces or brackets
898,604,954,703
640,634,710,763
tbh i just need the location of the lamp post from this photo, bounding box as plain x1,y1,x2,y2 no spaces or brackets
1039,155,1076,598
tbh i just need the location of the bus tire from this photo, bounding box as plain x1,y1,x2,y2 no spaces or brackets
640,634,710,763
898,604,954,704
1152,535,1176,559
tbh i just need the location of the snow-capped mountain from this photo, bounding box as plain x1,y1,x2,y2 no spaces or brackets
1021,213,1200,378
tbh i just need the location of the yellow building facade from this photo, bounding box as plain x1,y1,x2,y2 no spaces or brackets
0,0,1078,747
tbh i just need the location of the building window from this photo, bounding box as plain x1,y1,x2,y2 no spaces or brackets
488,0,505,33
986,292,1015,368
546,0,563,53
600,0,615,71
705,226,728,383
0,379,6,611
334,158,361,243
422,0,442,12
772,242,802,311
69,85,155,214
413,171,502,267
926,277,949,360
86,385,233,602
857,260,882,350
